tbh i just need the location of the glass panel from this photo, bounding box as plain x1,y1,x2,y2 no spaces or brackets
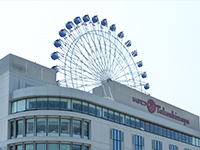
72,100,81,112
109,110,114,121
61,118,70,137
36,98,47,109
10,146,14,150
36,143,46,150
83,146,89,150
171,130,175,139
48,97,60,109
125,115,130,126
72,145,81,150
16,120,23,138
158,126,162,135
167,129,171,138
114,112,120,123
150,123,154,133
17,100,26,112
103,108,108,119
26,98,36,110
82,102,89,114
135,119,140,129
140,121,145,130
84,121,89,139
60,98,71,110
96,106,102,117
163,128,167,137
145,122,149,132
130,117,135,128
25,144,34,150
60,144,70,150
36,118,46,136
12,101,17,113
26,119,34,137
73,120,81,138
10,121,14,139
89,104,96,116
48,118,59,136
16,145,22,150
119,114,124,124
48,143,59,150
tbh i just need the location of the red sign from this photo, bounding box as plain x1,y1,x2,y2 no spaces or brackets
133,97,190,125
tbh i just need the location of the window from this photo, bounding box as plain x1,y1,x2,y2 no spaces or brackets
16,120,23,138
36,143,46,150
26,119,34,136
103,108,108,119
72,145,81,150
133,135,144,150
10,121,14,139
84,121,89,139
119,114,124,124
25,144,34,150
169,144,178,150
111,129,123,150
16,145,22,150
114,112,120,123
60,98,71,110
48,143,59,150
130,117,135,128
73,120,81,138
36,98,47,109
17,100,26,112
72,100,81,112
152,140,162,150
12,101,17,113
125,115,130,126
184,149,191,150
82,102,89,114
26,98,36,110
83,146,89,150
96,106,102,117
89,103,96,116
109,110,114,121
61,118,71,137
60,144,70,150
135,119,140,129
36,118,46,136
48,97,60,109
48,118,59,136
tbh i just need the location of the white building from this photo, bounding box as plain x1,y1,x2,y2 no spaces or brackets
0,54,200,150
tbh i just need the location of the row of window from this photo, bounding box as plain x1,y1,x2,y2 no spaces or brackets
10,143,89,150
11,97,200,147
111,129,191,150
10,117,89,139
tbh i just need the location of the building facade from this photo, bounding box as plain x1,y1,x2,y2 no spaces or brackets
0,54,200,150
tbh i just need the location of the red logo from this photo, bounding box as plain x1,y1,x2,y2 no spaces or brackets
147,99,156,113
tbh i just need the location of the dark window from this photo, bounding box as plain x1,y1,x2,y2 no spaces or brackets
73,120,81,138
36,98,47,109
16,145,22,150
72,145,81,150
82,102,89,114
60,118,70,137
26,98,36,110
103,108,108,119
72,100,81,112
48,98,60,109
169,144,178,150
60,144,70,150
84,121,89,139
163,128,167,137
150,123,154,133
114,112,120,123
16,120,23,138
48,143,59,150
152,140,162,150
89,103,96,116
109,110,114,121
96,106,102,117
120,114,124,124
48,118,59,136
112,129,123,150
10,121,14,139
60,98,71,110
140,121,145,130
125,115,130,126
133,135,144,150
25,119,34,137
130,117,136,128
36,118,46,136
135,119,140,129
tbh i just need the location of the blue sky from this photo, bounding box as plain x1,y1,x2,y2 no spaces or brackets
1,1,200,116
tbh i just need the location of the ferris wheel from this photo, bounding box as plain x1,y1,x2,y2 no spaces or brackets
51,14,149,93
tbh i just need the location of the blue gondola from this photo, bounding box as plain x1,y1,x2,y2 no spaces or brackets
51,66,59,73
54,39,62,48
110,24,116,31
137,61,143,67
125,40,131,47
131,50,138,57
65,21,74,30
51,52,59,60
92,15,98,23
59,29,67,37
101,19,107,26
74,16,82,25
141,72,147,78
118,31,124,38
144,83,150,90
83,14,90,23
